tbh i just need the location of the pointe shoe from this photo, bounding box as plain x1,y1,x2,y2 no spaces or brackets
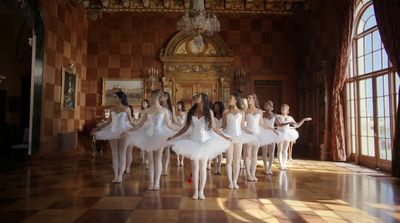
148,184,154,190
198,193,205,200
228,183,234,189
125,169,130,174
162,170,168,176
153,184,160,190
115,176,123,183
234,183,240,189
247,176,255,182
192,193,199,200
112,178,118,183
253,176,258,181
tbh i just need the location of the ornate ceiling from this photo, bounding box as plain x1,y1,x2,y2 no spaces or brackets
70,0,313,19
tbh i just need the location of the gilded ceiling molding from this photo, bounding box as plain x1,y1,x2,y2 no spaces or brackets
79,0,312,17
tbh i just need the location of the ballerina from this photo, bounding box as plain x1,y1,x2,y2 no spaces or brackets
138,99,150,166
261,100,280,175
127,89,179,190
175,100,186,166
212,101,225,175
92,91,134,183
244,94,278,181
276,104,312,170
222,93,258,189
168,93,231,200
160,91,182,175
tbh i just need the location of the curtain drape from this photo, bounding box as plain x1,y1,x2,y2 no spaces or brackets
373,0,400,177
330,0,356,162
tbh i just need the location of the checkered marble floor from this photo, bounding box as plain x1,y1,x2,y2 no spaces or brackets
0,150,399,223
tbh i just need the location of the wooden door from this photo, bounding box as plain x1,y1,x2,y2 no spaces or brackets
174,81,219,106
197,82,218,103
175,82,196,105
253,80,284,110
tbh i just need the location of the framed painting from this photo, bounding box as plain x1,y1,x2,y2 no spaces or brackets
60,64,78,110
102,78,144,106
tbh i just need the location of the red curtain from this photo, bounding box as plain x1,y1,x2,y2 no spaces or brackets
330,0,356,162
373,0,400,177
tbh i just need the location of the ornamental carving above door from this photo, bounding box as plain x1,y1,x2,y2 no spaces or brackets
160,32,233,104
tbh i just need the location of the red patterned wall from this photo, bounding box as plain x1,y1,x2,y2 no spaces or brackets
40,0,88,153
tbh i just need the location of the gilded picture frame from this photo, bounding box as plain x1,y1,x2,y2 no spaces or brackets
102,78,144,106
60,64,78,110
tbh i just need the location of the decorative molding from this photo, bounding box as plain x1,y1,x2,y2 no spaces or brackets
160,31,234,102
80,0,312,18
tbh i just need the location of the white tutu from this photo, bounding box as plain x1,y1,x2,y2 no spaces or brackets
259,128,281,146
277,126,299,142
128,113,176,151
170,116,230,160
94,112,132,140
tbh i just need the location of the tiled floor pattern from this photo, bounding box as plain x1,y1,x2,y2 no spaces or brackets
0,151,399,223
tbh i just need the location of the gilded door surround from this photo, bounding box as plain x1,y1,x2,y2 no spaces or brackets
160,32,234,103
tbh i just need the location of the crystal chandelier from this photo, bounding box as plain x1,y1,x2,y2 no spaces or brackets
177,0,220,47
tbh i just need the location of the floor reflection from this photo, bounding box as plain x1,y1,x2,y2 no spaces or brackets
0,152,399,223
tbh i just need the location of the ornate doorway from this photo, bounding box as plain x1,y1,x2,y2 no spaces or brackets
160,32,233,105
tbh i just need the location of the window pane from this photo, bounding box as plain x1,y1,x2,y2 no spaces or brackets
360,99,366,117
364,16,377,31
368,137,375,156
366,78,373,98
383,75,389,96
382,48,388,69
377,97,384,117
365,34,372,54
361,136,368,155
360,117,367,135
373,50,382,71
359,80,366,98
372,31,381,51
385,117,391,138
379,138,386,159
358,56,365,75
357,38,364,57
365,53,373,73
377,76,383,97
366,98,374,117
387,140,392,160
378,117,385,137
367,117,375,137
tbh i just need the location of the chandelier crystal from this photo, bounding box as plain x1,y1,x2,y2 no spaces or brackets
177,0,220,47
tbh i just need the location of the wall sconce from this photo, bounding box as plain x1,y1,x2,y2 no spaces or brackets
234,69,246,92
145,67,160,91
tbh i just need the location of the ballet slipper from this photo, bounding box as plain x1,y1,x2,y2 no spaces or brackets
228,183,234,189
192,192,199,200
148,184,154,190
234,183,240,189
153,184,160,190
125,169,130,174
198,193,205,200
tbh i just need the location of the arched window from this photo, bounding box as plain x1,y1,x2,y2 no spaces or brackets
345,0,399,170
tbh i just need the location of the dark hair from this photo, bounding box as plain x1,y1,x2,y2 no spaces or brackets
212,101,224,119
187,93,212,130
162,91,173,114
151,89,162,98
230,92,242,110
115,91,133,117
141,99,150,110
177,100,186,112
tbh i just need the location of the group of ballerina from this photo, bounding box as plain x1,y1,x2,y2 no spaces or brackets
91,89,311,200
